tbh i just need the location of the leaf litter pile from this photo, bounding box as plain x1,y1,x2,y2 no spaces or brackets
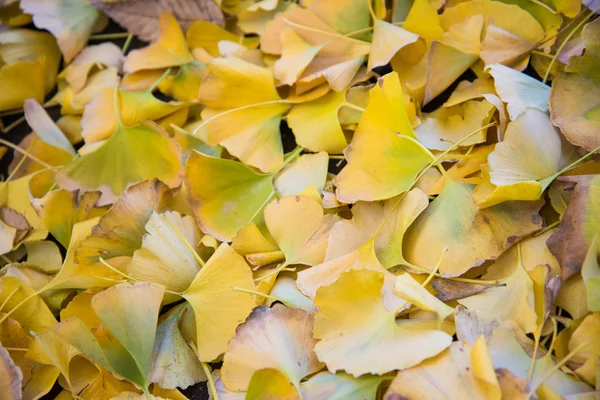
1,0,600,398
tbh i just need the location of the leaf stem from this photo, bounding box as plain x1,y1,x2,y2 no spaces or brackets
0,286,48,327
201,362,219,400
0,287,19,314
534,220,560,236
529,0,558,14
272,146,303,175
90,32,131,40
342,102,366,113
122,33,134,53
0,137,36,195
0,138,53,169
147,68,172,93
233,287,280,302
99,257,138,281
160,214,206,267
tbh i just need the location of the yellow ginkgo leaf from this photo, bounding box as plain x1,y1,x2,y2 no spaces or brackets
314,269,452,376
567,312,600,385
423,42,478,105
441,15,484,55
181,243,255,362
246,368,300,400
56,119,183,204
403,0,444,41
0,59,46,112
59,290,102,330
127,211,202,295
262,6,370,91
75,179,171,264
0,276,57,333
458,254,537,333
124,12,193,73
480,25,537,70
415,99,495,151
274,29,324,86
61,42,124,92
32,189,108,248
287,90,355,153
0,344,22,400
385,338,500,400
186,20,259,57
148,310,206,390
486,63,550,120
55,67,121,115
273,152,328,196
21,0,104,62
0,314,34,384
221,304,323,391
81,87,186,144
264,195,339,267
394,273,454,324
198,57,291,172
157,62,207,102
368,19,420,71
326,188,429,269
475,109,578,207
92,282,165,391
267,275,317,312
335,72,433,202
403,178,543,277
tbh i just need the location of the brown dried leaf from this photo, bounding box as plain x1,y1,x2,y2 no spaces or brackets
89,0,225,41
432,278,489,302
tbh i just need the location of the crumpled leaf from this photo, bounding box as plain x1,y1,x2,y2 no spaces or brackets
221,304,323,391
89,0,225,42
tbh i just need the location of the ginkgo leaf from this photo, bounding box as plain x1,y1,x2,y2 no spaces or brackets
287,90,351,154
394,273,454,324
313,269,452,376
186,19,258,57
441,15,483,55
486,63,550,120
127,211,202,294
480,25,537,70
148,309,206,390
263,195,339,267
423,42,478,105
246,368,300,400
300,371,383,400
92,282,165,390
24,99,76,155
21,0,104,62
566,312,600,385
474,108,578,207
0,60,46,112
0,276,57,333
458,256,537,333
181,243,255,362
384,338,499,400
403,0,444,41
368,20,420,71
54,67,121,115
273,152,328,196
415,99,495,151
326,188,429,269
335,72,433,202
262,5,371,90
185,151,274,241
0,313,35,384
32,189,109,248
274,28,324,87
0,343,22,400
61,42,124,92
221,304,323,391
124,12,192,73
550,18,600,152
403,178,543,277
267,275,317,312
56,121,183,204
581,235,600,311
75,179,171,264
197,58,290,172
0,28,61,94
81,87,186,144
547,175,600,279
